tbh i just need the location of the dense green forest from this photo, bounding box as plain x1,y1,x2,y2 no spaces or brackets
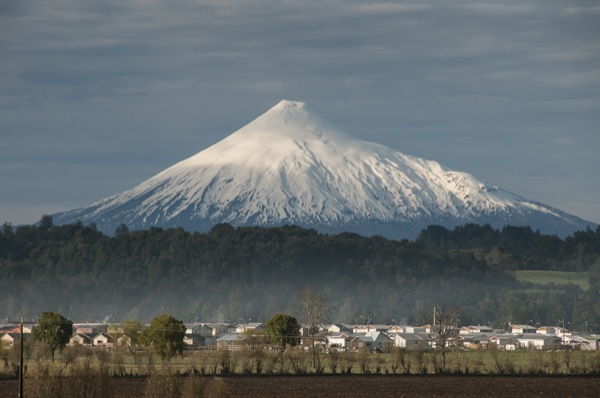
1,217,599,331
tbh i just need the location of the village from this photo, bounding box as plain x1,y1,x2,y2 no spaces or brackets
2,319,599,353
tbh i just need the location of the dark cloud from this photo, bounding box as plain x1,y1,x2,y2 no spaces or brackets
1,0,599,224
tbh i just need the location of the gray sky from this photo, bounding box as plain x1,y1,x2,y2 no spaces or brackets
1,0,599,227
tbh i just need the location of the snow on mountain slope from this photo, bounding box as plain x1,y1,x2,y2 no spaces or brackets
54,100,596,238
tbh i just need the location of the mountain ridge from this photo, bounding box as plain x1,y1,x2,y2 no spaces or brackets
53,100,596,238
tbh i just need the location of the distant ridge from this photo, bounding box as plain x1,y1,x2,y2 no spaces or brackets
54,100,597,238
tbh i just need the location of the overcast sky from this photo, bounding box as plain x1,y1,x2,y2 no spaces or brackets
1,0,599,227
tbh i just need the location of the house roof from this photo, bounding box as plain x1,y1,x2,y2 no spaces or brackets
394,333,432,341
458,333,491,343
517,333,561,342
1,333,30,340
217,334,248,342
93,333,114,341
490,335,518,344
572,333,600,342
236,322,264,329
512,325,536,329
184,334,206,340
70,333,93,343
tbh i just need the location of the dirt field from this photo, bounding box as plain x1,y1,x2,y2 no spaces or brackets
2,374,600,398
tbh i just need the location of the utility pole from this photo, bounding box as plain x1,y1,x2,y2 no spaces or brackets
6,317,35,398
19,317,23,398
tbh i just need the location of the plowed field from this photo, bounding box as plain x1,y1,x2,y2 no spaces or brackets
2,374,600,398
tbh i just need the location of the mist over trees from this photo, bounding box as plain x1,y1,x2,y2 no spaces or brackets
1,217,599,330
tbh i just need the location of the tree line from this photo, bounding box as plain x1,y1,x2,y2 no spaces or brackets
0,217,599,330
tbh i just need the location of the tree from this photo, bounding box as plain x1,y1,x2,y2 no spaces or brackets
266,313,301,351
295,286,330,367
38,215,54,231
140,314,185,362
116,319,144,364
31,312,73,362
431,305,459,373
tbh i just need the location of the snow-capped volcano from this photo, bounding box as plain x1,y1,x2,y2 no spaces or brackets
54,100,595,238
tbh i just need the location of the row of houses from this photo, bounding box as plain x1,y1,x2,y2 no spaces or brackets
2,321,599,352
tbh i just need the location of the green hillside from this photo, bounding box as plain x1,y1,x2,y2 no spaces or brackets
513,270,589,291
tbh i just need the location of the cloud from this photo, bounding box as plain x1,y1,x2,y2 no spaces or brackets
0,0,599,224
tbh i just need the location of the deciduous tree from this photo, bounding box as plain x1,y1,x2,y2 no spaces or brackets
431,304,459,373
31,312,73,362
295,286,330,367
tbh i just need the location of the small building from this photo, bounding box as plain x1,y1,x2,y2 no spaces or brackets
516,334,561,350
69,333,93,347
392,333,433,350
183,334,206,349
116,335,132,347
536,326,571,339
353,324,389,334
349,331,393,352
5,325,33,334
388,325,405,333
460,325,493,335
186,323,231,337
511,325,537,334
489,335,518,350
74,323,108,335
323,323,353,333
92,333,114,348
235,323,265,334
1,333,30,348
457,333,490,349
326,333,353,349
217,334,248,351
566,334,600,351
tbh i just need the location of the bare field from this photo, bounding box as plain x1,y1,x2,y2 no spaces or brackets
2,374,600,398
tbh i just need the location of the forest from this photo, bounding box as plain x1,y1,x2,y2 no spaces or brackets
1,216,599,331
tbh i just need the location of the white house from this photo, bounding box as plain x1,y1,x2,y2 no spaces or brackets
516,334,561,350
353,324,389,333
1,333,30,348
235,323,265,334
511,325,537,334
489,335,518,350
392,333,432,350
92,333,114,348
460,325,493,335
69,333,92,347
186,323,229,337
323,324,352,333
326,333,352,349
564,334,599,351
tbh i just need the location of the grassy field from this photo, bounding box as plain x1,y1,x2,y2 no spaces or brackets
0,349,600,398
1,349,600,397
3,347,599,378
513,270,589,290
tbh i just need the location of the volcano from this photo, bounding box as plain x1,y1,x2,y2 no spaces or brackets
53,100,596,238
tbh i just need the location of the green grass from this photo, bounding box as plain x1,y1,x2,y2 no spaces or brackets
513,270,589,290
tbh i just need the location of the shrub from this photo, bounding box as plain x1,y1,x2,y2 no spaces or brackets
24,361,112,398
143,370,180,398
